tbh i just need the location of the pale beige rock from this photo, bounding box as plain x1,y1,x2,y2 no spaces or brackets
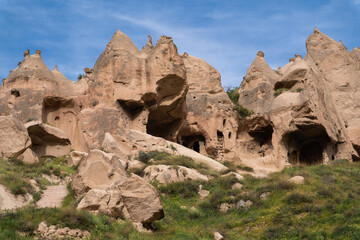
118,129,227,172
102,132,128,160
18,148,39,164
118,174,164,223
143,165,209,184
0,184,32,210
236,200,253,209
288,176,305,185
219,203,233,212
0,116,31,158
222,171,244,181
232,182,243,190
38,221,48,233
25,121,71,157
179,54,238,161
66,151,88,166
72,149,128,196
213,231,224,240
198,189,210,200
77,189,124,218
127,160,146,171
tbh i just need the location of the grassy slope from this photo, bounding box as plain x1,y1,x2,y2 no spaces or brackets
2,158,360,239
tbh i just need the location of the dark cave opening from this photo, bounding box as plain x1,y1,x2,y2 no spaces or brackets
248,125,274,146
283,124,331,166
117,99,144,120
181,134,206,153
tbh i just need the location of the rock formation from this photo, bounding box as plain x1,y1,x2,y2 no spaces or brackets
235,28,359,174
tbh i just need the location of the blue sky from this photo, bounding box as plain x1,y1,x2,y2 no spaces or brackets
0,0,359,87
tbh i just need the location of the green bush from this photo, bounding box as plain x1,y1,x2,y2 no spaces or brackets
77,73,85,80
233,104,253,119
226,87,240,104
137,151,157,163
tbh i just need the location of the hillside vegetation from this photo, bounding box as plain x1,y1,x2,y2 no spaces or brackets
1,157,360,239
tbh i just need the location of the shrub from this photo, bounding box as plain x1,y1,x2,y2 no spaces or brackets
226,87,240,104
77,74,85,80
296,88,304,92
136,151,157,163
233,104,253,119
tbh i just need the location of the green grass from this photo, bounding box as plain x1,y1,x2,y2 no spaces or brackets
3,157,360,239
223,161,254,173
0,157,76,196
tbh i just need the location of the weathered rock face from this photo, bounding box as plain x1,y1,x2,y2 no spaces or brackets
25,121,72,158
89,30,188,141
117,174,164,224
0,116,31,158
77,189,124,218
0,50,88,153
143,164,209,184
235,28,359,173
19,148,39,164
306,28,360,156
109,129,228,172
72,149,127,196
178,54,238,161
66,151,88,166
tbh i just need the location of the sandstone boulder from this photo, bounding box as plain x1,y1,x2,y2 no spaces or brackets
143,165,209,184
127,160,146,171
77,189,124,218
25,121,71,157
72,149,127,195
0,116,31,158
117,174,164,224
288,176,305,185
19,148,39,164
66,151,88,166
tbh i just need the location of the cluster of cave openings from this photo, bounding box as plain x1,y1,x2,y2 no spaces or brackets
181,134,206,154
284,125,332,166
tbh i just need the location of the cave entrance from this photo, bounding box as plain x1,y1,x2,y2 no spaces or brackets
300,142,323,165
248,125,273,146
283,124,331,166
181,134,206,154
